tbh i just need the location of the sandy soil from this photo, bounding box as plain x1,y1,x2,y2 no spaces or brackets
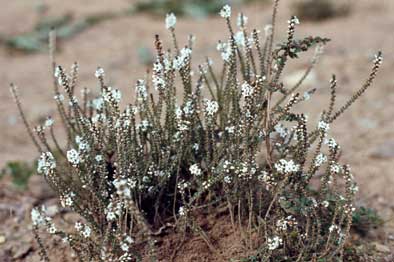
1,0,394,260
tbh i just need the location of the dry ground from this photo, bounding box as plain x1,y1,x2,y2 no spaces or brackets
1,0,394,260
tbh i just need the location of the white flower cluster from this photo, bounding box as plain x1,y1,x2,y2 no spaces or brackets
276,215,297,231
102,86,122,104
225,125,235,134
189,164,202,176
178,206,187,217
217,41,232,62
135,80,147,100
44,117,54,128
120,235,135,252
67,148,81,165
165,13,177,29
318,121,330,132
31,207,46,226
60,192,76,207
113,178,132,198
76,135,90,152
37,152,56,175
241,81,254,97
314,153,327,167
31,206,57,234
105,202,123,221
330,163,342,174
324,137,338,149
95,67,105,78
275,159,300,174
75,222,91,238
173,47,192,70
219,5,231,18
274,124,287,138
234,31,246,47
137,119,150,132
329,224,340,234
153,60,166,91
267,236,283,250
203,99,219,116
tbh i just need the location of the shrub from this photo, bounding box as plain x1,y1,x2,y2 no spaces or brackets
11,1,382,261
0,160,35,189
293,0,351,22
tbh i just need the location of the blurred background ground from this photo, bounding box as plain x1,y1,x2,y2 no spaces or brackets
1,0,394,260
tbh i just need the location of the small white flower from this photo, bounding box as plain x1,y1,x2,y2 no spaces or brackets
314,153,327,167
189,164,202,176
121,243,129,252
178,206,187,216
219,5,231,18
324,138,338,148
75,222,83,231
291,16,300,25
82,225,91,238
330,163,341,174
274,124,287,138
203,99,219,116
267,236,283,250
106,211,116,221
54,66,61,78
234,31,246,47
241,82,254,97
45,118,54,127
225,126,235,134
67,149,80,165
111,89,122,103
275,159,300,174
329,224,339,233
95,67,105,78
31,207,45,226
322,200,329,208
48,225,57,234
303,91,311,101
37,152,56,175
95,155,103,162
54,94,65,102
318,121,330,132
165,13,177,29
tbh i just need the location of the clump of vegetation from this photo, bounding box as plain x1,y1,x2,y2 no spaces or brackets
11,0,383,261
3,12,122,53
135,0,258,17
0,160,35,189
352,206,384,236
293,0,351,22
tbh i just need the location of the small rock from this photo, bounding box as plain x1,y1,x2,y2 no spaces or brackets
370,141,394,159
28,175,55,200
373,242,391,253
0,235,6,244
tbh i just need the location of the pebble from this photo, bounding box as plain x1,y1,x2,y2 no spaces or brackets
0,235,6,244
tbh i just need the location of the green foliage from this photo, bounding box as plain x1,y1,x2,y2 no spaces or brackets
352,206,383,236
135,0,258,17
4,12,122,53
1,161,35,189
